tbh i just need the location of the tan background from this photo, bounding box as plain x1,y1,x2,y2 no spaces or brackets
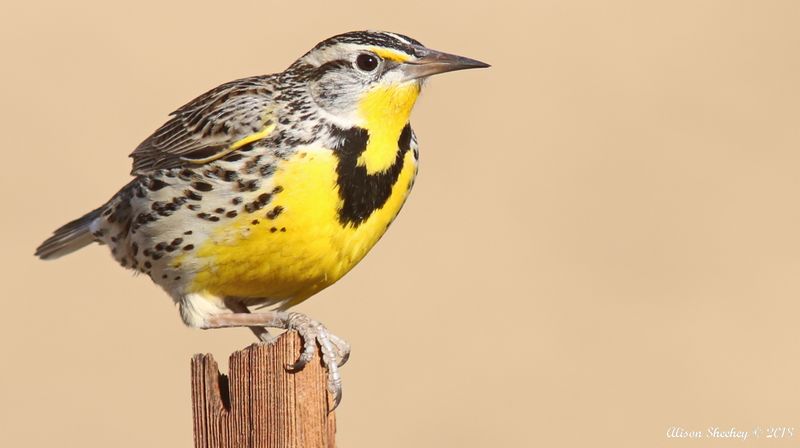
2,0,800,446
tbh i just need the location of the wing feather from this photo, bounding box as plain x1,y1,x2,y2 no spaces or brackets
129,75,277,174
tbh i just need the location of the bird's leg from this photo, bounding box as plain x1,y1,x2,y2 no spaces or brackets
225,301,276,343
204,311,349,409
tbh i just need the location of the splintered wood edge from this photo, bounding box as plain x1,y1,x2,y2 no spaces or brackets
190,331,336,448
191,331,307,413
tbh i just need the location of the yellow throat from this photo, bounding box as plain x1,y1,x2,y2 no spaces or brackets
356,82,420,174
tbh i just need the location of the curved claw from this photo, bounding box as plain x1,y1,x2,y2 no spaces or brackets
285,313,316,371
286,341,316,371
330,382,343,411
280,312,348,411
315,325,344,412
337,350,351,368
327,332,352,367
286,358,307,372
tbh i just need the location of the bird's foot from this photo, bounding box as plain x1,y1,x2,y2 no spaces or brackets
284,312,350,409
200,307,350,410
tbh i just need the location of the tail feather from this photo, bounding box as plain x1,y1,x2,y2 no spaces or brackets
35,207,103,260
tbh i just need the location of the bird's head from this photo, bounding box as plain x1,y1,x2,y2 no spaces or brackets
289,31,489,128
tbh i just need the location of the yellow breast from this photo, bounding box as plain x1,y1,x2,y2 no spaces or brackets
186,145,416,304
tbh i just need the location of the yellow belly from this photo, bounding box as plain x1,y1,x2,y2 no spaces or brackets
186,146,417,304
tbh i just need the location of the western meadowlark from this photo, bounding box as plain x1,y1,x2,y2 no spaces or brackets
35,30,488,407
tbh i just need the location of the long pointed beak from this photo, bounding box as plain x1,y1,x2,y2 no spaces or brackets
399,46,490,81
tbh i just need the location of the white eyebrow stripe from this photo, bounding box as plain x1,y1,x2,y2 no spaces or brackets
383,32,411,45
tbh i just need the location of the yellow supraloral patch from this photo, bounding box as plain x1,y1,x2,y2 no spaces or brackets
369,47,412,63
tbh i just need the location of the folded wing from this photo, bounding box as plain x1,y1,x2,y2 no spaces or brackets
130,75,277,175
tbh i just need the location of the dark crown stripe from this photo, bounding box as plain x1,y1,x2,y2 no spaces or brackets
312,31,423,57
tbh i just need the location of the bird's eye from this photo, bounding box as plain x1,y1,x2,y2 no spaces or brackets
355,54,379,72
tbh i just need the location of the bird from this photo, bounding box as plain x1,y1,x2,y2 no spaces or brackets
35,30,489,408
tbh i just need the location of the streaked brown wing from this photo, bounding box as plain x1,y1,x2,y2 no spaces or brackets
129,75,277,175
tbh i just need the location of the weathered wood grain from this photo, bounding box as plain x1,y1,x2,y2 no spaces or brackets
191,331,336,448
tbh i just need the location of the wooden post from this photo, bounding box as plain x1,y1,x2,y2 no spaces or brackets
191,331,336,448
